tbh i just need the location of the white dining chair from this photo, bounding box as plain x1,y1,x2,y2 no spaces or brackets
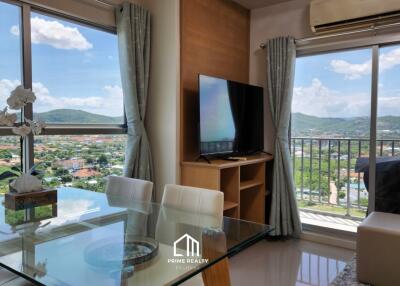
157,184,226,286
106,176,154,240
156,184,224,246
105,175,153,203
161,184,224,219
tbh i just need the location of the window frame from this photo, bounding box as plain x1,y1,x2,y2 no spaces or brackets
0,0,127,172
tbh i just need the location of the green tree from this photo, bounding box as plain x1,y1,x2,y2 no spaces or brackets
61,174,73,183
0,150,12,160
54,168,69,177
98,154,108,166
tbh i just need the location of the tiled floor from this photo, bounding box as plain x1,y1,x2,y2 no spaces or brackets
229,239,354,286
184,238,354,286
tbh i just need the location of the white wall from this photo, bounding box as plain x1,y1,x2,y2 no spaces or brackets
249,0,312,153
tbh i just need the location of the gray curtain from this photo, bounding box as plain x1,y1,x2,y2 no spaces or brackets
266,37,301,237
116,3,153,181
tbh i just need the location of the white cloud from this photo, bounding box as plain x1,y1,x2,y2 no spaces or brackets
33,82,123,116
330,59,371,80
330,47,400,80
293,78,371,117
200,75,220,87
10,17,93,51
294,78,400,117
103,85,123,98
0,79,20,102
10,25,20,36
0,79,123,117
46,199,97,227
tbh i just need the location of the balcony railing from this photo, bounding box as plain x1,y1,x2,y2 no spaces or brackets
291,137,400,220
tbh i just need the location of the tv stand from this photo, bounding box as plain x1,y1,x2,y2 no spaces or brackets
181,153,273,223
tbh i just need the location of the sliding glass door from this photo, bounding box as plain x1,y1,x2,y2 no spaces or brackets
292,43,399,230
291,48,373,230
373,44,400,214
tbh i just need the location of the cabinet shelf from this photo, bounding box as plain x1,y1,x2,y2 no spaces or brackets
181,154,273,223
224,201,238,211
240,179,263,191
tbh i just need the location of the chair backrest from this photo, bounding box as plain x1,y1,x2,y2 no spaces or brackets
156,184,224,246
161,184,224,219
106,175,153,203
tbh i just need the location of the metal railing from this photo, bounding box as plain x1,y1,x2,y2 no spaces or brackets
291,137,400,219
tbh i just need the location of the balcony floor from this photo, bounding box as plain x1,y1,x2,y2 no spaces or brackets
300,211,361,233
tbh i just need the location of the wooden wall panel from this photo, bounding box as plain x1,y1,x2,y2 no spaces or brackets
180,0,250,162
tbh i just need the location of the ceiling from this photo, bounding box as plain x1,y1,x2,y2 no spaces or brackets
232,0,294,10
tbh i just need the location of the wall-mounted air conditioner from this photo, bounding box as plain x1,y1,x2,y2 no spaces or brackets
310,0,400,33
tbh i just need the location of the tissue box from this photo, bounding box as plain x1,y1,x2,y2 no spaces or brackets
4,189,57,210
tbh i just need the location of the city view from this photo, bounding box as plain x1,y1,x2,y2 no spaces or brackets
0,4,126,195
292,112,400,218
291,113,372,218
0,132,126,194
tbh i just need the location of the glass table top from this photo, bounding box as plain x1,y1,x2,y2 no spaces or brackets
0,187,272,286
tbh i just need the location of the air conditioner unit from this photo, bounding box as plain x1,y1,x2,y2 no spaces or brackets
310,0,400,33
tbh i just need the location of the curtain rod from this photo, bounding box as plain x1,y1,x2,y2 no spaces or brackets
259,21,400,49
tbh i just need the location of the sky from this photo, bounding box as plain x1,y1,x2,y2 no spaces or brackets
293,44,400,118
199,75,235,142
0,2,123,121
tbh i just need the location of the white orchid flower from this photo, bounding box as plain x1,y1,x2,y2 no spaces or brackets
25,118,46,135
0,107,17,127
12,124,31,137
7,85,36,110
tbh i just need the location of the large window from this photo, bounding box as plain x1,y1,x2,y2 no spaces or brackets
0,1,22,106
292,41,400,231
0,1,22,193
0,1,126,193
30,12,124,123
292,49,372,220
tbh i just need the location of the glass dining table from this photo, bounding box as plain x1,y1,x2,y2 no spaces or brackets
0,187,272,286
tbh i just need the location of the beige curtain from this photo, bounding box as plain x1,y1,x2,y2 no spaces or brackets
266,37,302,237
116,3,153,181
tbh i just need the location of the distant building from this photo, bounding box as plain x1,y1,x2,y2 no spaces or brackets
112,165,124,170
87,179,98,185
73,168,101,178
56,159,84,170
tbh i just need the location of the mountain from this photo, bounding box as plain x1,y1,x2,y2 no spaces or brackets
292,113,400,138
33,109,123,124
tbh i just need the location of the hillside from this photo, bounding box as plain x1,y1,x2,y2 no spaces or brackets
33,109,123,124
292,113,400,138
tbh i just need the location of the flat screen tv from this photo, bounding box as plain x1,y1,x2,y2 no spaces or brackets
199,74,264,156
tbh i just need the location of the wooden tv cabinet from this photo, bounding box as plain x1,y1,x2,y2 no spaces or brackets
181,154,273,224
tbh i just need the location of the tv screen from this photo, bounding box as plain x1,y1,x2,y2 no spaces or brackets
199,75,264,156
